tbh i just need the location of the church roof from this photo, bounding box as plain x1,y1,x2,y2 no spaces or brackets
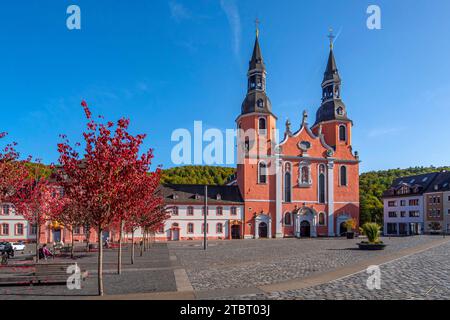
160,184,244,205
249,35,264,71
323,49,340,84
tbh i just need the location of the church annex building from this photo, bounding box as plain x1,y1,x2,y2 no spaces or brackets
157,31,360,241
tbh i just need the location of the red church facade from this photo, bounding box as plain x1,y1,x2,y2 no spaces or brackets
157,31,360,240
234,31,360,239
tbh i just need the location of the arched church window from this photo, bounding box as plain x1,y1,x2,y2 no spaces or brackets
299,163,311,186
284,171,292,202
318,164,326,204
244,137,250,155
340,166,348,186
284,212,292,226
259,118,267,131
258,161,267,184
339,125,347,142
318,212,326,226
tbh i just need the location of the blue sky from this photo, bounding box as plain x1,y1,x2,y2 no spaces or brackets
0,0,449,173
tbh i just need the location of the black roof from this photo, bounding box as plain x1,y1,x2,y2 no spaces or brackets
424,171,450,193
241,91,273,116
160,184,243,205
314,99,349,126
323,49,340,84
249,35,264,71
383,172,440,198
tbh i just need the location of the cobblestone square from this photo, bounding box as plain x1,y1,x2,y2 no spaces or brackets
1,235,449,300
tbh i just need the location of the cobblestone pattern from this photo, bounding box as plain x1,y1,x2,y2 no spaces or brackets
213,240,450,300
169,236,439,291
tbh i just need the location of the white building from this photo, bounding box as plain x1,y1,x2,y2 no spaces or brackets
155,185,245,241
0,203,36,242
382,172,439,236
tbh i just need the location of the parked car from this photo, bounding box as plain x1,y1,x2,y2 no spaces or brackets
12,242,25,251
0,242,14,258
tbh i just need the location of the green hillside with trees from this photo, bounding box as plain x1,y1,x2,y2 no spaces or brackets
161,166,236,186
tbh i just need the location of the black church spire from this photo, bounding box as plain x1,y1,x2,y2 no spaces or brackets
241,23,273,116
314,29,350,126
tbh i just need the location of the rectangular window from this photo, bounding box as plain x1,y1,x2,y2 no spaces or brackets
231,207,237,216
409,211,420,218
187,207,194,216
74,226,81,234
16,224,24,236
400,200,406,206
1,223,9,235
388,212,397,218
201,223,209,234
2,205,10,216
216,207,223,216
388,201,396,207
172,207,179,216
30,224,37,235
400,211,406,218
387,223,397,234
409,199,419,206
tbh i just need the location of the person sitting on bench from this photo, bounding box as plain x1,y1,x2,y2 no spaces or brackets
41,244,54,260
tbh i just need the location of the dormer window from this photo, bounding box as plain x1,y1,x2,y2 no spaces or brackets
194,194,200,200
216,194,222,200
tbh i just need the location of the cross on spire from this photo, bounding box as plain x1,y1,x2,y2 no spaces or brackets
328,27,335,50
255,18,260,37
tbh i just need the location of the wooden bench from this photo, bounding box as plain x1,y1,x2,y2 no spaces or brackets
0,263,88,286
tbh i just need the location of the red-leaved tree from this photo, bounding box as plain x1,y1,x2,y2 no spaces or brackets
13,177,65,262
57,101,164,295
0,132,29,204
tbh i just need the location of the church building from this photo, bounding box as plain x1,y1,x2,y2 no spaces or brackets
158,29,360,241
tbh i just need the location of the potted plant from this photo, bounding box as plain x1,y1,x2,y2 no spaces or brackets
358,223,386,250
343,218,356,239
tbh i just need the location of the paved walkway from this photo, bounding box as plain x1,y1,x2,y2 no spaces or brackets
1,236,449,300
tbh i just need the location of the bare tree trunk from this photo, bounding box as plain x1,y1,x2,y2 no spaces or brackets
131,230,135,265
117,220,123,275
35,224,40,264
71,228,75,259
98,226,104,296
143,229,147,252
86,227,90,252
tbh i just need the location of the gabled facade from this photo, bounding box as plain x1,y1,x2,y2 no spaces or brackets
234,31,360,239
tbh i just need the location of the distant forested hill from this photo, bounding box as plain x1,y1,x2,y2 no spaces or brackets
161,166,236,186
360,166,450,224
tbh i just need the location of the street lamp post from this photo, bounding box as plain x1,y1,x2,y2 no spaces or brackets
204,185,208,250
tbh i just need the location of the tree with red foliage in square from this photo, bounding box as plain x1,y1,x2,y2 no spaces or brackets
12,176,65,263
0,132,29,205
57,101,165,296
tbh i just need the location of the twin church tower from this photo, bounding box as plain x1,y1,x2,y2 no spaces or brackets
235,28,360,238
